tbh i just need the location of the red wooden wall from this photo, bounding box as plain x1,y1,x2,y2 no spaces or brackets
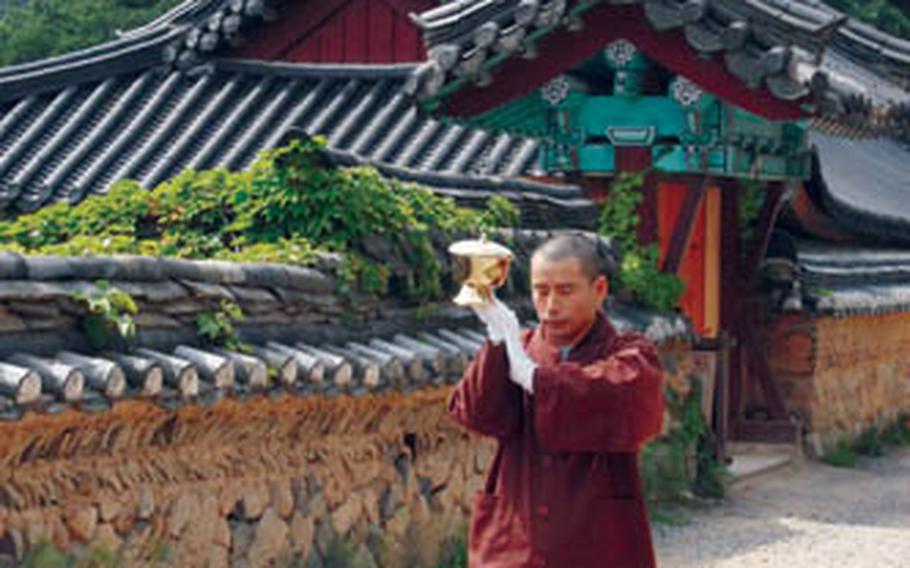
230,0,430,63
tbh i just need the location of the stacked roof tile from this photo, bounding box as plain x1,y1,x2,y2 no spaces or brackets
798,131,910,244
0,1,597,223
764,235,910,316
407,0,910,139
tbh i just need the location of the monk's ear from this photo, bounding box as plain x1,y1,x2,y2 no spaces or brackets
594,275,608,300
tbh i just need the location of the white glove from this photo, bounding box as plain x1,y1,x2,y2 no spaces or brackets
471,295,521,344
471,298,536,394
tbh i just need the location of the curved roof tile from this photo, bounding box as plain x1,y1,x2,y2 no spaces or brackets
408,0,910,139
0,59,595,223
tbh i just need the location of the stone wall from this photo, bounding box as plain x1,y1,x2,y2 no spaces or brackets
0,386,492,567
767,311,910,448
0,235,695,566
0,339,697,567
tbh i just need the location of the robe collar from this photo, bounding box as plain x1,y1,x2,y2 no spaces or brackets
525,311,616,367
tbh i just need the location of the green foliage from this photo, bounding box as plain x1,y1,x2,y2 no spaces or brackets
71,280,138,351
822,413,910,468
0,137,516,303
434,534,468,568
7,540,172,568
0,0,182,67
880,411,910,446
479,195,521,229
826,0,910,40
854,424,886,457
196,300,248,353
321,539,357,568
620,245,686,313
692,433,727,499
18,542,70,568
738,178,764,244
643,380,727,504
598,171,685,312
599,171,645,253
822,437,858,468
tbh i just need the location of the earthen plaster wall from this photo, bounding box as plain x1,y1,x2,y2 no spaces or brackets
768,311,910,447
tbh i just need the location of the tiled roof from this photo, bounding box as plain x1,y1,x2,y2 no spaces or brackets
0,229,690,419
0,58,598,222
407,0,910,139
0,306,688,421
803,131,910,243
763,235,910,316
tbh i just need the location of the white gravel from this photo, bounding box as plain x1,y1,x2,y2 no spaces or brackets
652,447,910,568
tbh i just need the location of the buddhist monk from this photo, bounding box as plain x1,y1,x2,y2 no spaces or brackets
450,234,665,567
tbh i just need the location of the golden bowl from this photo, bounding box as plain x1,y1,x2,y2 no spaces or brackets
448,238,513,307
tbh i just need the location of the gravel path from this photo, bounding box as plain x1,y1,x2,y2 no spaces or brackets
652,447,910,568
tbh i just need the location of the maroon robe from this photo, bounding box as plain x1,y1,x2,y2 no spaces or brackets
450,311,664,568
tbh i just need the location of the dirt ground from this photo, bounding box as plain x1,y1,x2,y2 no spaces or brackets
652,447,910,568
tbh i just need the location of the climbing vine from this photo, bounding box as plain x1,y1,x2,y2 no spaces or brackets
0,137,519,303
70,280,138,351
598,171,684,312
196,300,248,353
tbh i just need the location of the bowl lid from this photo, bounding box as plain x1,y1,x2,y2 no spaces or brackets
448,238,513,258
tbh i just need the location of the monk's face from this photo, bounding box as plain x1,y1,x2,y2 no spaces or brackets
531,255,608,347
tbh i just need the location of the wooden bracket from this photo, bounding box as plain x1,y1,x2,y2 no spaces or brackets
743,182,787,282
660,179,707,274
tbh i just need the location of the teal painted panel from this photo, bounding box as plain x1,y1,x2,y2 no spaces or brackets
577,144,616,172
577,97,688,138
541,144,616,172
652,146,727,174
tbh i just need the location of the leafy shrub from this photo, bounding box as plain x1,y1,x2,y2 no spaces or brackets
0,137,518,303
71,280,138,351
196,300,247,353
598,171,684,312
822,438,858,468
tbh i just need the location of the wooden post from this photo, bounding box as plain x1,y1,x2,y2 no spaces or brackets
743,182,787,281
719,179,742,440
661,180,707,274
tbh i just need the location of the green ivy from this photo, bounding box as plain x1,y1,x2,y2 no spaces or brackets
598,171,684,312
71,280,138,351
642,379,727,503
0,137,518,304
738,178,764,244
196,300,248,353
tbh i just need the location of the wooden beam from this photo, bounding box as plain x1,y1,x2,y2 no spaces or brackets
719,180,742,437
660,181,706,274
637,172,659,245
739,315,789,420
703,186,721,338
732,418,799,445
743,182,787,282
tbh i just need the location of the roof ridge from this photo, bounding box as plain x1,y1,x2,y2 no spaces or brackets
213,58,420,78
0,0,273,102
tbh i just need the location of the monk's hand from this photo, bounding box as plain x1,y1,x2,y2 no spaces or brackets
471,294,520,344
487,299,536,395
471,299,535,393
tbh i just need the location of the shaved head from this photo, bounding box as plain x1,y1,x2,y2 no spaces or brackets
531,234,606,282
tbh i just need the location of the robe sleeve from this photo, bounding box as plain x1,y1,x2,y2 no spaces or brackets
532,333,664,453
448,341,523,440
